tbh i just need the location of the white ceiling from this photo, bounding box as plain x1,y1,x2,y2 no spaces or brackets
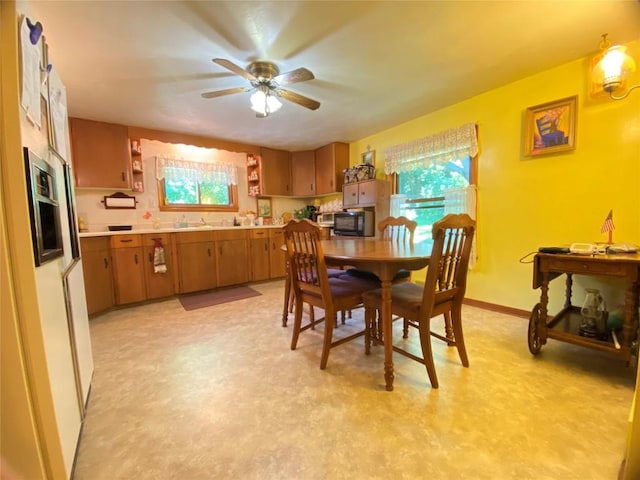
28,1,640,151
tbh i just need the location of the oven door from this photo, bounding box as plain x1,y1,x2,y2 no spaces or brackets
333,213,361,236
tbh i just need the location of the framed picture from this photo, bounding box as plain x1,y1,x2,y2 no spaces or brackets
361,149,375,165
257,197,272,218
524,95,577,157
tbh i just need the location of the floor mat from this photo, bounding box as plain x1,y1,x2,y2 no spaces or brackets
178,286,261,311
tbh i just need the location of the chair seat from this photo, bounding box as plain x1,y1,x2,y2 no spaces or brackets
342,267,410,283
327,268,346,278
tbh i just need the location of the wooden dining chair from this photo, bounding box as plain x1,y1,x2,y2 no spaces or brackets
283,219,379,369
346,216,418,339
362,213,476,388
281,224,348,328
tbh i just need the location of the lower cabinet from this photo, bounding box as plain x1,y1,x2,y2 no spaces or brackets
80,237,114,315
110,235,146,305
269,228,287,278
216,230,250,287
175,231,217,294
249,229,270,281
142,233,174,299
80,227,280,312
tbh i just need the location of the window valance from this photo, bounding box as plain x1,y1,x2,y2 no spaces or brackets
155,156,238,185
384,122,478,175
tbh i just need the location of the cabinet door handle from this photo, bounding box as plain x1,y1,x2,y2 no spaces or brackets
148,253,153,263
134,254,139,264
121,172,125,181
264,244,268,252
219,246,223,255
207,248,211,257
103,258,108,269
119,239,133,243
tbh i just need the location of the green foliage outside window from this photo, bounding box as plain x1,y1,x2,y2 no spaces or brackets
164,167,231,206
398,157,470,243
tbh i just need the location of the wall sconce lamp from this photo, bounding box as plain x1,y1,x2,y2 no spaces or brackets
250,85,282,118
592,34,639,100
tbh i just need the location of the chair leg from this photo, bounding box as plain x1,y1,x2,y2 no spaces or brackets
309,305,316,330
450,307,469,367
290,295,304,350
444,312,454,345
364,307,372,355
320,310,337,370
402,317,409,339
418,318,439,388
282,269,292,327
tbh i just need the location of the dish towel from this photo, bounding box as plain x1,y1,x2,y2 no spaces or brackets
153,238,167,273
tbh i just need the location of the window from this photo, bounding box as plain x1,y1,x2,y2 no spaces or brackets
397,156,473,243
384,123,478,244
156,156,238,212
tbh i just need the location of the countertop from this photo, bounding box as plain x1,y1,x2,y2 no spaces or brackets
79,225,284,237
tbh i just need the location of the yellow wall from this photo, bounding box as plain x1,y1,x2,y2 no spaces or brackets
351,40,640,313
350,40,640,478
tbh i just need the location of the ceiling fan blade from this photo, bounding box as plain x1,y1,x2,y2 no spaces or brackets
212,58,255,82
277,88,320,110
201,86,250,99
274,67,315,86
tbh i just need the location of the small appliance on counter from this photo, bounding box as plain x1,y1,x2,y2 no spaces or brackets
333,210,375,236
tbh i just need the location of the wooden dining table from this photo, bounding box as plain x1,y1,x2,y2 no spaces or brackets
321,238,432,391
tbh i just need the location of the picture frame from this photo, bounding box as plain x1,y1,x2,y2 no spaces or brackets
361,149,375,165
257,197,272,218
524,95,577,157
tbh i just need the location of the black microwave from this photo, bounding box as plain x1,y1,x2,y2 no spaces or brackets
24,147,64,266
333,210,375,237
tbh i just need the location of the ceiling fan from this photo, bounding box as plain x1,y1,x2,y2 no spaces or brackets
201,58,321,117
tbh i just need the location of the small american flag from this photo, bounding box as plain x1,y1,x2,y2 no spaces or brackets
600,209,615,233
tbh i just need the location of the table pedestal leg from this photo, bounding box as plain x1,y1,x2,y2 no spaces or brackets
381,279,394,391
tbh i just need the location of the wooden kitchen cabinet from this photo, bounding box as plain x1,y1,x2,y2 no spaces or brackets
215,230,250,287
260,147,292,195
315,142,349,195
142,233,174,300
269,228,287,278
80,237,114,315
291,150,316,196
249,229,270,281
175,231,217,293
343,179,390,225
70,117,132,189
110,235,146,305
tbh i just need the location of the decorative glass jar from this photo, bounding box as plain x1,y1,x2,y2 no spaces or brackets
579,288,606,337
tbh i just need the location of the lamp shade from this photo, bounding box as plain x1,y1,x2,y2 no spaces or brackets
592,45,637,92
250,87,282,116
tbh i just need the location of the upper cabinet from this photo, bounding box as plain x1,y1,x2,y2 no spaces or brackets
246,154,262,197
260,147,292,196
130,138,144,193
69,117,132,189
315,142,349,195
291,150,316,197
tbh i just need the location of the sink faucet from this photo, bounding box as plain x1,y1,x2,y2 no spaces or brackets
199,217,207,225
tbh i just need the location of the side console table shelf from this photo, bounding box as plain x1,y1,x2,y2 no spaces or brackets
528,252,640,362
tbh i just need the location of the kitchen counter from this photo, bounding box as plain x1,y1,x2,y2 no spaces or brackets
78,224,284,237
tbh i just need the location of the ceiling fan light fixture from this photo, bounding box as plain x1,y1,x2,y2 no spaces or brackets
250,86,282,117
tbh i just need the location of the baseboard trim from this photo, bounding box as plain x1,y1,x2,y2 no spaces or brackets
463,298,530,319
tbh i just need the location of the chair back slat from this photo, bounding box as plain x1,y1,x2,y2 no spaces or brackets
421,214,475,317
378,216,417,246
284,219,330,300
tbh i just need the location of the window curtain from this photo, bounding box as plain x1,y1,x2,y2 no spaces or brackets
155,156,238,185
383,122,478,175
444,185,477,268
